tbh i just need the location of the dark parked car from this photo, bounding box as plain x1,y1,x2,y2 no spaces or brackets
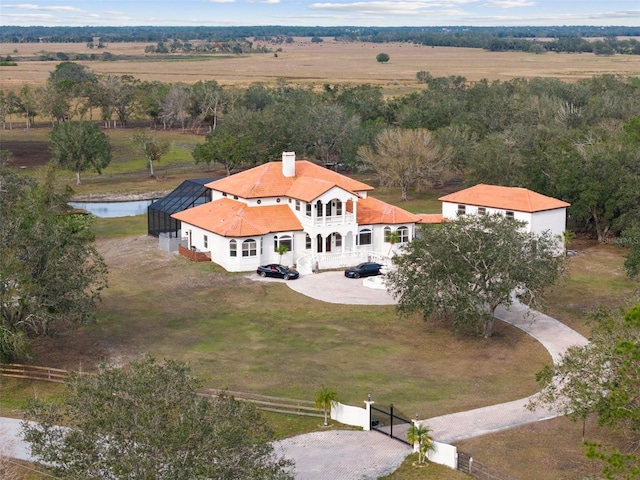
344,262,383,279
257,264,299,280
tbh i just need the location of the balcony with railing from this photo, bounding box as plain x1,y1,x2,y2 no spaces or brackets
300,212,355,228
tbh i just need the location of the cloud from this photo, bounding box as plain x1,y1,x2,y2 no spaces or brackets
1,13,56,19
310,1,476,15
3,3,84,12
482,0,535,8
261,0,281,3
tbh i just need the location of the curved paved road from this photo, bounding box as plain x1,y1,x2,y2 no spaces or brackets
2,273,588,480
275,273,588,478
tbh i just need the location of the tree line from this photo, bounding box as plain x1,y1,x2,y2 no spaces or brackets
3,25,640,54
1,61,639,247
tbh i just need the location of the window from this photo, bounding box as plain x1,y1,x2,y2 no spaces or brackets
457,204,466,216
335,233,342,247
316,200,323,217
384,226,391,242
506,211,515,221
274,235,293,252
336,200,343,216
358,228,372,246
478,207,486,215
305,234,312,250
397,226,409,243
242,239,257,257
257,199,261,204
203,235,208,249
229,240,237,257
296,200,301,211
222,192,227,197
306,203,312,216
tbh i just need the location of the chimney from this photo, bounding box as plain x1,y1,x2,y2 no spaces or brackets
282,151,296,177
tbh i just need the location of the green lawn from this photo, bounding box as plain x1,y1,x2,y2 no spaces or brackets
80,230,549,422
2,135,638,479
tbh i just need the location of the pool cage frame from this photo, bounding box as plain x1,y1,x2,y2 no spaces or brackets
147,178,217,238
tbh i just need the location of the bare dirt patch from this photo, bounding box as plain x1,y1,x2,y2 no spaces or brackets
1,140,50,169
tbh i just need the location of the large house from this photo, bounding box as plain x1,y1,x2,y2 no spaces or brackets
171,152,421,273
438,184,570,251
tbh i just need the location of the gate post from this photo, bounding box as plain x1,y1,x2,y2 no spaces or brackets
389,404,394,438
364,394,374,431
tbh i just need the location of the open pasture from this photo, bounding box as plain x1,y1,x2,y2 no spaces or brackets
2,38,640,94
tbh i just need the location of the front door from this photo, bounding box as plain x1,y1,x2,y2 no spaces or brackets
325,235,332,253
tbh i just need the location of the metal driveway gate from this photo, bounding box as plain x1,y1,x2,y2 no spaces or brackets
370,403,411,445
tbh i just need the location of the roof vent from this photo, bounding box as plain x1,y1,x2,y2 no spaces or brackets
282,151,295,178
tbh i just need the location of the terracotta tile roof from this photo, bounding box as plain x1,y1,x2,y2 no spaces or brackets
171,198,302,237
206,160,373,200
357,196,422,225
439,184,570,213
416,213,443,224
285,176,336,202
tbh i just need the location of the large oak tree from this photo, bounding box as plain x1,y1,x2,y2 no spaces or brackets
386,214,566,337
531,305,640,479
22,357,294,480
0,166,107,361
48,121,112,185
357,128,450,202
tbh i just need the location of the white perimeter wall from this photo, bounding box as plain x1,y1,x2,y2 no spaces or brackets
331,402,459,471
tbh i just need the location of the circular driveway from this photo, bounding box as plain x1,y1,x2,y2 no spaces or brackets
274,430,410,480
249,271,397,305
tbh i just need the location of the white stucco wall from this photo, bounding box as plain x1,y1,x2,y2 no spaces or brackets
427,441,458,470
331,402,368,428
442,201,569,236
529,208,567,238
442,201,533,230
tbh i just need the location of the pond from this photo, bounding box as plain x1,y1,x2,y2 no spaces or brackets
69,200,155,218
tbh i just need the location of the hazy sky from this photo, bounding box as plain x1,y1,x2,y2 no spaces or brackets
2,1,639,27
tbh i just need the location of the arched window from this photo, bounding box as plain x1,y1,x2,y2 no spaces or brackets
229,239,237,257
274,234,293,252
397,226,409,243
383,226,392,242
336,200,343,215
334,232,342,247
358,228,372,246
316,200,323,217
305,234,312,250
242,239,257,257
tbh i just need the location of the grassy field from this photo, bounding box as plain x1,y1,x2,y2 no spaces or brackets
2,40,639,478
33,224,549,421
3,198,634,480
3,39,640,95
1,127,638,478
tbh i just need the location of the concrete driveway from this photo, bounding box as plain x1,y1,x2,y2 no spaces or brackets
274,430,410,480
250,270,397,305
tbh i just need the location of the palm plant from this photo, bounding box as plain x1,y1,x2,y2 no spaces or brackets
276,244,289,264
387,230,401,256
406,423,435,464
314,385,338,426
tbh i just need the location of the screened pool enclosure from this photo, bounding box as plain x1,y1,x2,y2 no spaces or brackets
147,178,217,238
